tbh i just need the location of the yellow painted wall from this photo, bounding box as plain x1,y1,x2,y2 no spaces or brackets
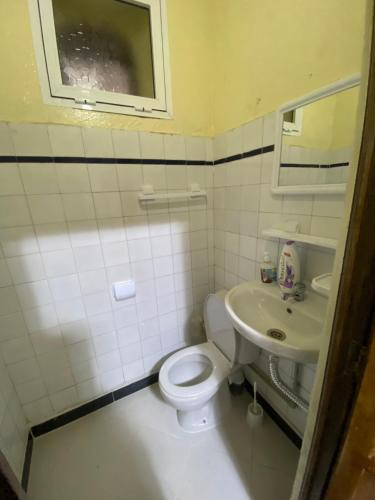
331,88,360,149
284,97,336,150
0,0,214,136
212,0,367,135
0,0,367,136
283,86,359,151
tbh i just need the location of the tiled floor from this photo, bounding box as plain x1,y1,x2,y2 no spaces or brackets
28,385,299,500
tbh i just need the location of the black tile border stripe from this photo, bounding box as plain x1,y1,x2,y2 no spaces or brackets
21,432,33,492
1,147,348,174
17,156,55,163
214,153,243,165
0,155,212,166
244,380,302,449
0,145,274,166
213,145,274,165
281,161,349,169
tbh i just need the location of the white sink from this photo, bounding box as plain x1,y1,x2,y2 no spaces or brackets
225,281,327,363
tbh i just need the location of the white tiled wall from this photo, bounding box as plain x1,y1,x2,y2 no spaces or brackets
0,123,214,426
0,116,345,444
212,113,345,435
0,356,28,480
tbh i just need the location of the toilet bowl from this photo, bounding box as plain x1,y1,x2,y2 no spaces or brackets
159,341,232,432
159,290,258,433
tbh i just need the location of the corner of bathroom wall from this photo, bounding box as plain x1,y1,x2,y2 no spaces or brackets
0,356,29,481
212,111,345,434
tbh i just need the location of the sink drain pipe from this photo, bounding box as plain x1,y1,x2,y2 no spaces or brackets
268,355,309,412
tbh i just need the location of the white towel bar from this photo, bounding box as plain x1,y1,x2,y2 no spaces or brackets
138,184,207,202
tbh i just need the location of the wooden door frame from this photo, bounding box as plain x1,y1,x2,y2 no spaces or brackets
298,4,375,499
325,334,375,499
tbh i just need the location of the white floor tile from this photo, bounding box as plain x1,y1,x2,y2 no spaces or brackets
28,386,299,500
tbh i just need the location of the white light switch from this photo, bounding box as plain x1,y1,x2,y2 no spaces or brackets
112,280,136,301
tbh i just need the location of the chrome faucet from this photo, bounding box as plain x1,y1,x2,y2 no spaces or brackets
280,282,306,302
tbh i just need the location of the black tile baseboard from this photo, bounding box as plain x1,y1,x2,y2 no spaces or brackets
31,373,159,438
113,372,158,400
21,373,159,491
21,432,33,492
244,380,302,449
31,393,114,438
21,374,159,491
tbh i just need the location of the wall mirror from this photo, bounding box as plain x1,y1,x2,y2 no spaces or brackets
271,75,360,194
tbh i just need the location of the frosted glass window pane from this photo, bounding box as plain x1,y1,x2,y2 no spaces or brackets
51,0,155,98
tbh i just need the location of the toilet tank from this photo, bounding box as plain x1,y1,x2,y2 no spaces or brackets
204,290,259,364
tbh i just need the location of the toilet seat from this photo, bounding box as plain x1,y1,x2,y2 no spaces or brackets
158,290,238,432
159,342,231,401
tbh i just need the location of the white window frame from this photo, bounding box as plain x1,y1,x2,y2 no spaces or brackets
282,107,303,136
28,0,173,119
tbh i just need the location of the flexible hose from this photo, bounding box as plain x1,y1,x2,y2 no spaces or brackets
268,355,309,412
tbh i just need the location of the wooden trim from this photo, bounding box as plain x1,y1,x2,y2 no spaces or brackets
324,334,375,499
299,5,375,499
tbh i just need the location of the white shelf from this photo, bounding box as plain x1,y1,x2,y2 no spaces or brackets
138,184,206,202
311,273,332,297
262,228,337,250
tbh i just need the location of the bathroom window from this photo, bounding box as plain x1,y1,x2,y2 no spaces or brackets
29,0,172,118
283,107,303,136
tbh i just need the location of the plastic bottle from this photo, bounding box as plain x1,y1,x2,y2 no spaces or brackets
260,252,277,283
278,241,300,293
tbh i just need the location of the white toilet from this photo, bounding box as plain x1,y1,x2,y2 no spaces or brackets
159,290,259,432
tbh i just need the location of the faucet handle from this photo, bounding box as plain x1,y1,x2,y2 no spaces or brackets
294,282,306,301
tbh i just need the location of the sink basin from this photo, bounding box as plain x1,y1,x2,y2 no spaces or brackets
225,281,327,363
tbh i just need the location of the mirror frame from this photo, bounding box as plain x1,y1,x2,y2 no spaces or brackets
271,74,361,195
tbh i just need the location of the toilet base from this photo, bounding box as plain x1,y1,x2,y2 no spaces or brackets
176,382,232,433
